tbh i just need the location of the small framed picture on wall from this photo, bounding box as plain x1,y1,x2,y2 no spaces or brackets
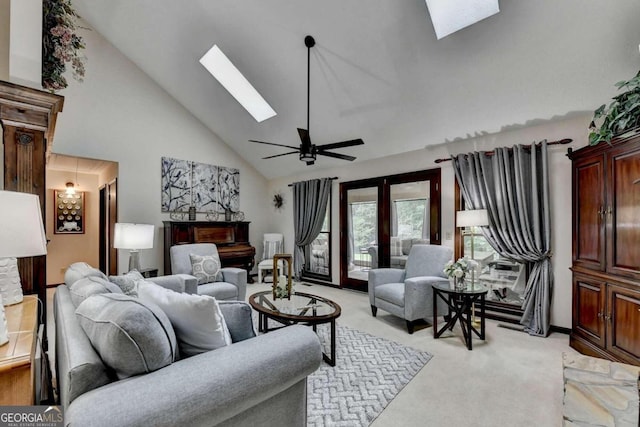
54,190,85,234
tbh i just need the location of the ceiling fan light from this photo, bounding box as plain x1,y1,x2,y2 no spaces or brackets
299,152,315,162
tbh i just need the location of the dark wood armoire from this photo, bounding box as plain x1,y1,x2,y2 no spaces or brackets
0,81,64,343
569,130,640,365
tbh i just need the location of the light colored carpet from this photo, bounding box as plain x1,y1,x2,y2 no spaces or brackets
48,282,576,427
308,324,432,427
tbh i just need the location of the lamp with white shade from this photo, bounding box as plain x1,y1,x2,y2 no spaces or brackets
456,208,489,326
456,209,489,282
0,191,48,346
114,223,155,272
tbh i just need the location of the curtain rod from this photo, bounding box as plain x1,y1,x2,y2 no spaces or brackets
433,138,573,164
288,176,338,187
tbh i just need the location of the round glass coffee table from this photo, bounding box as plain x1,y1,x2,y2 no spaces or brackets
249,291,341,366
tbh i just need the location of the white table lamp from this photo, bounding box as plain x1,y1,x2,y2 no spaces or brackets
457,209,489,325
114,223,154,272
456,208,489,275
0,191,48,346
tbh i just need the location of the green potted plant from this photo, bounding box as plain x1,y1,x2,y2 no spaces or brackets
589,70,640,145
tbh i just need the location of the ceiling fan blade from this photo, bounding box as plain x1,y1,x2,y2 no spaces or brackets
297,128,312,147
316,138,364,151
316,151,356,162
249,140,300,150
262,151,299,160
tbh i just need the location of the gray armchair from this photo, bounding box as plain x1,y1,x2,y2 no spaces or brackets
368,244,452,333
169,243,247,301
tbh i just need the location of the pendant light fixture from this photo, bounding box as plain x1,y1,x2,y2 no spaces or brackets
65,157,79,195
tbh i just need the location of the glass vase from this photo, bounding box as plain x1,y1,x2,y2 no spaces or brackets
454,276,467,291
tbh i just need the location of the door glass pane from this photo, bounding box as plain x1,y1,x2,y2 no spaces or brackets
347,187,377,281
389,181,430,268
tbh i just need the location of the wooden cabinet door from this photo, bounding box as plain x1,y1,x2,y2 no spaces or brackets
606,142,640,280
572,275,606,348
606,284,640,364
573,154,606,271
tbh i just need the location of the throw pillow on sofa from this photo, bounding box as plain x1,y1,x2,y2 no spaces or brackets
69,276,123,308
75,293,178,379
109,270,144,297
64,262,108,287
137,280,232,358
189,253,223,284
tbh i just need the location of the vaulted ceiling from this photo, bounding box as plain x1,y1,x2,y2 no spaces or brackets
72,0,640,179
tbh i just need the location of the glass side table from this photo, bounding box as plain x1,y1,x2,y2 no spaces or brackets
432,281,488,350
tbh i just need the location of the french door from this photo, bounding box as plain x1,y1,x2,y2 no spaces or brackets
340,169,441,291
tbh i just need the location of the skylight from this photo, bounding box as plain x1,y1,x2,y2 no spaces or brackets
425,0,500,40
199,45,276,123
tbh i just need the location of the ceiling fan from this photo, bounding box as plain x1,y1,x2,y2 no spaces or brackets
249,35,364,165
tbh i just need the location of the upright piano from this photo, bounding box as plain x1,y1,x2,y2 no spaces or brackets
163,221,256,282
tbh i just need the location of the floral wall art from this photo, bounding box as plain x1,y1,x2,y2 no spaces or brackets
161,157,240,214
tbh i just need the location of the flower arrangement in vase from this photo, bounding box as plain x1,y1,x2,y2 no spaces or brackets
273,275,293,299
444,257,475,290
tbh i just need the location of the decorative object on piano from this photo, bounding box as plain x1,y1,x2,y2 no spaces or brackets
54,189,85,234
205,210,219,221
161,157,240,214
188,206,196,221
170,211,187,221
232,211,245,221
589,70,640,145
0,191,48,307
273,192,284,210
224,208,232,222
114,223,155,272
272,254,293,300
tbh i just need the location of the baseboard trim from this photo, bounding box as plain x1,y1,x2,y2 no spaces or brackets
550,325,571,335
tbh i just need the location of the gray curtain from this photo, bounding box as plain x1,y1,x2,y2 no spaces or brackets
391,201,398,236
452,141,552,337
292,178,332,279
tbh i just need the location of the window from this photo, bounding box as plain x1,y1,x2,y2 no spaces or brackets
393,199,428,239
303,196,331,281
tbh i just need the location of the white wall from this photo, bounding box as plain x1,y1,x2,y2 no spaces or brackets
267,114,592,329
8,0,41,88
51,22,270,274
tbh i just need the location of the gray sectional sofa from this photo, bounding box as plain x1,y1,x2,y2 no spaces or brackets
55,263,322,426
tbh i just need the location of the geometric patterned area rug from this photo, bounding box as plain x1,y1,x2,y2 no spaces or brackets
307,325,432,427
